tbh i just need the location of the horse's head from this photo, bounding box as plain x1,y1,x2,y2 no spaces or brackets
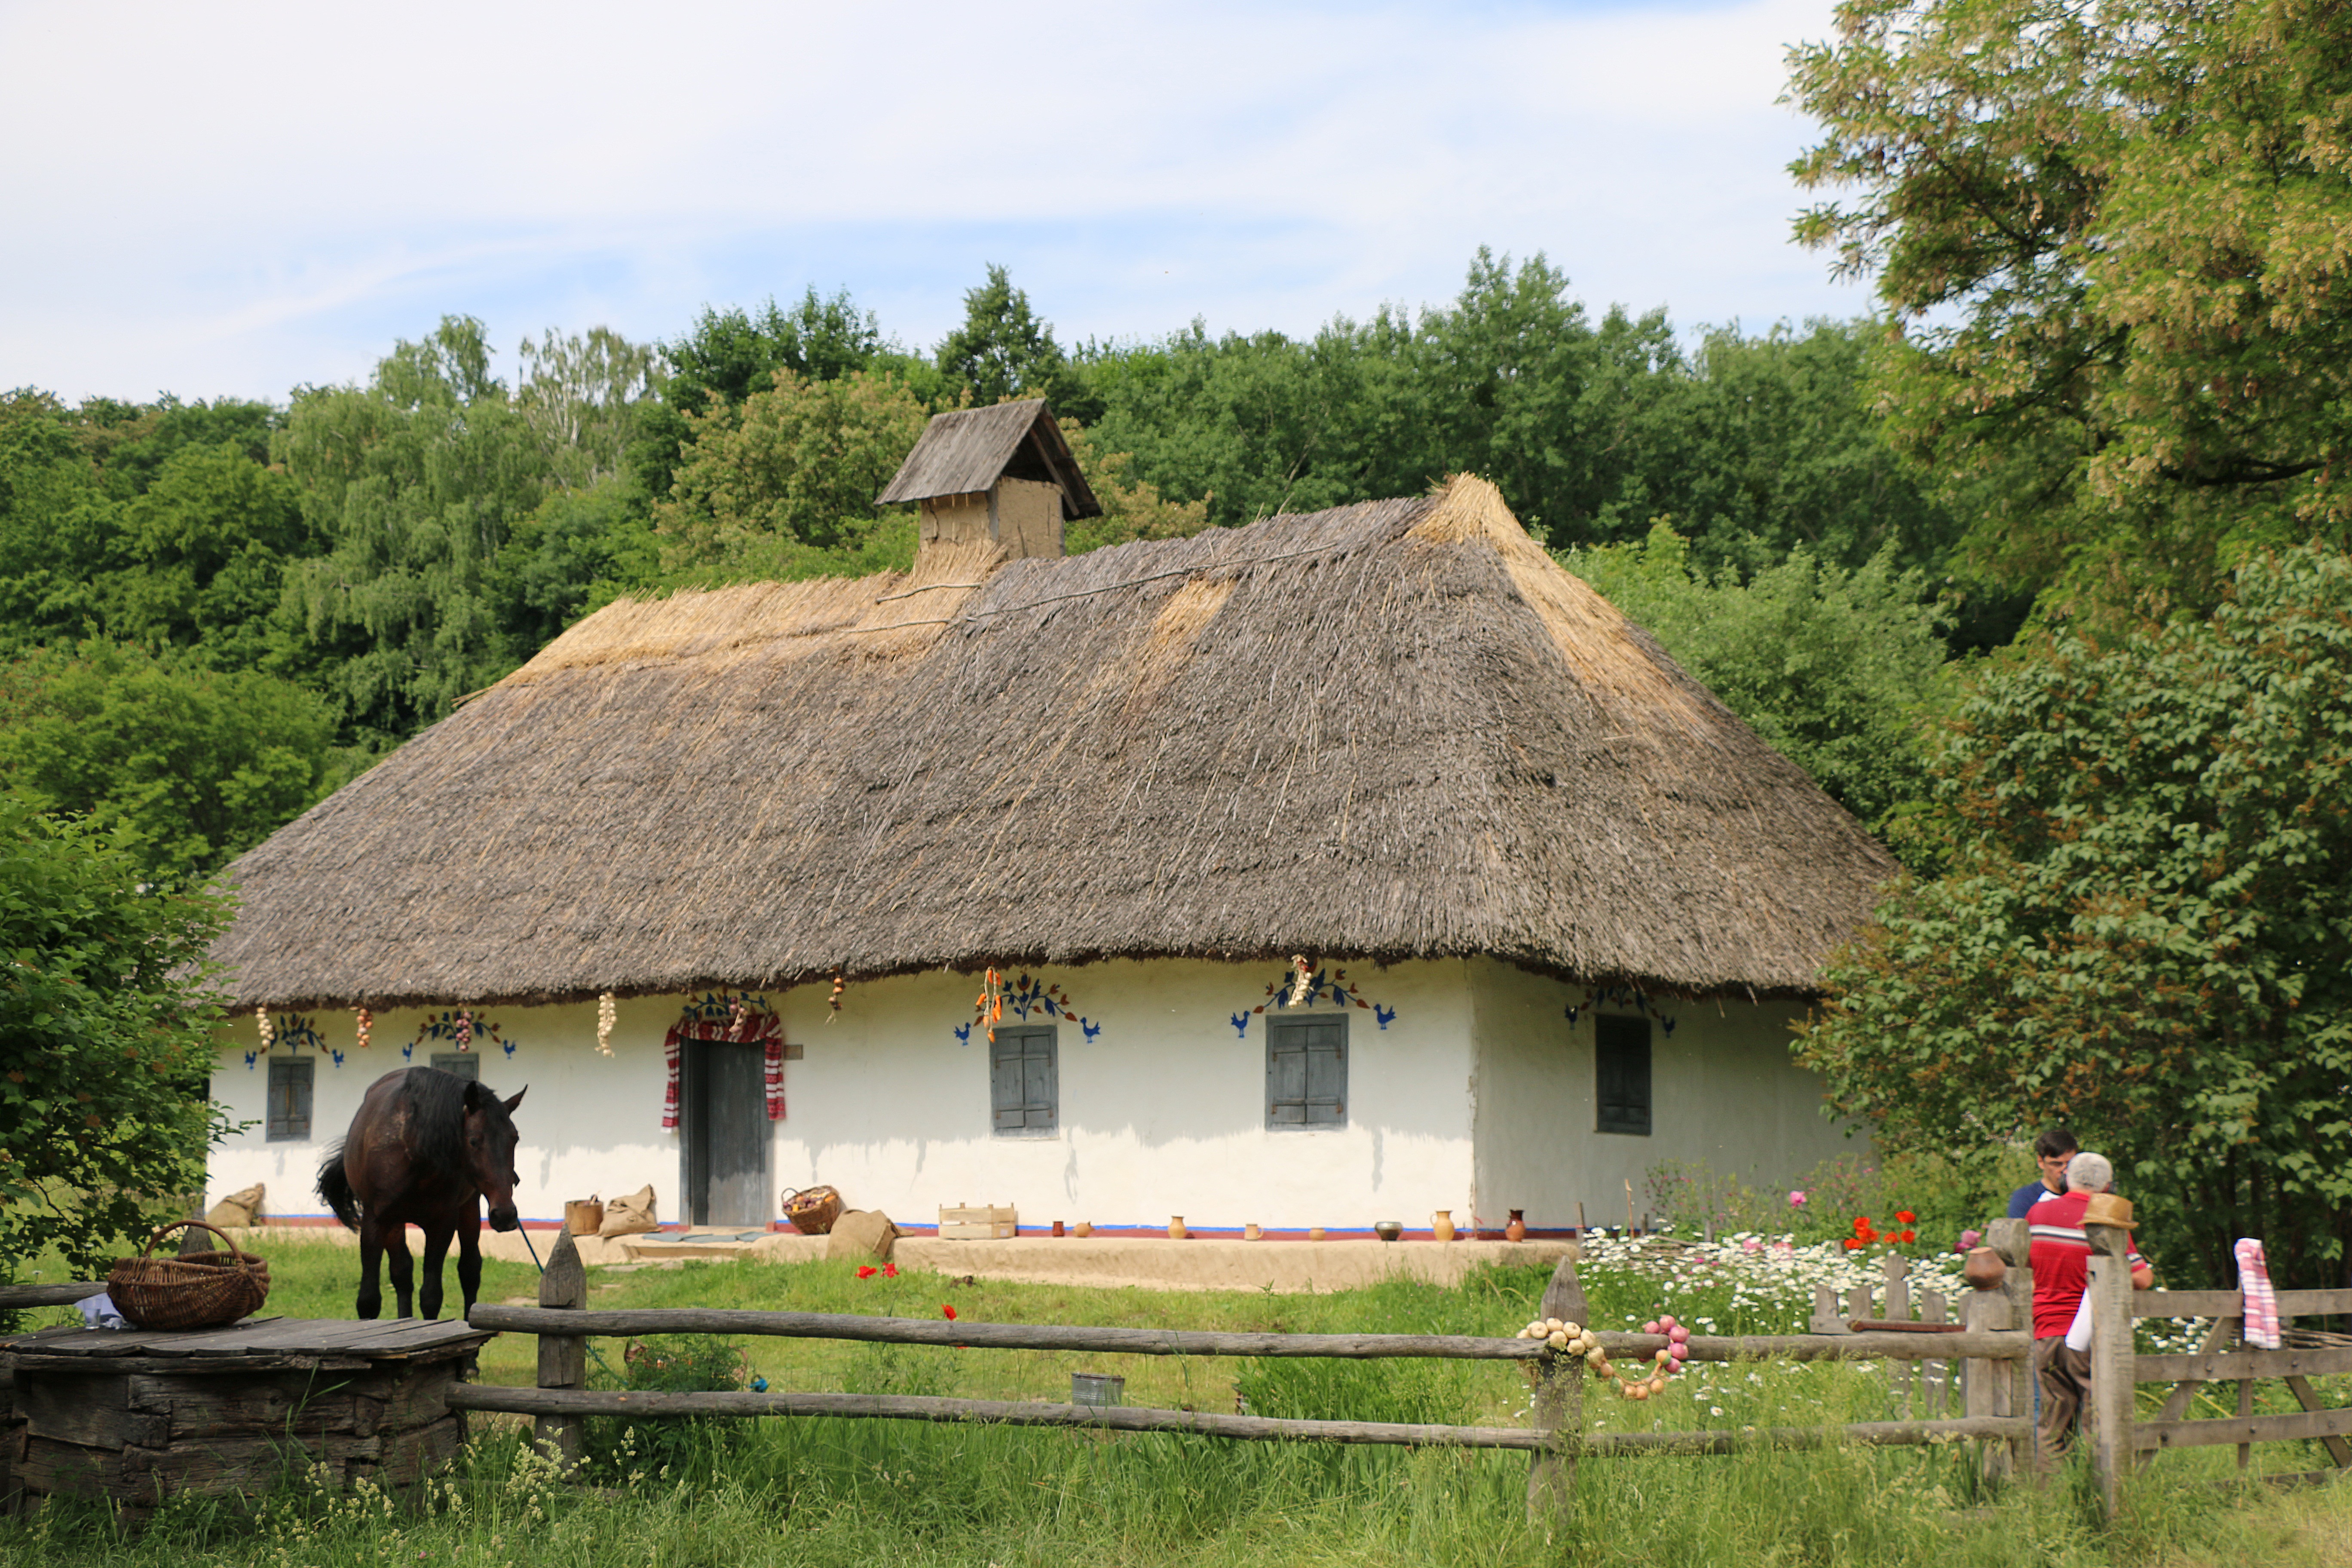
462,1081,527,1232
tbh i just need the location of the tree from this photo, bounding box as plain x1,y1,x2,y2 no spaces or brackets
0,643,338,887
654,368,930,567
937,266,1089,416
1566,523,1955,838
1794,545,2352,1286
1788,0,2352,612
515,326,667,492
0,791,231,1286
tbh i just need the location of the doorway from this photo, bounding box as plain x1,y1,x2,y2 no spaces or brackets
678,1038,769,1227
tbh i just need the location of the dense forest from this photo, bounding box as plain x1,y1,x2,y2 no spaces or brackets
0,251,2005,886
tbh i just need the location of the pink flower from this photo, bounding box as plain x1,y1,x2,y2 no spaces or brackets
1959,1228,1981,1249
1788,1190,1807,1208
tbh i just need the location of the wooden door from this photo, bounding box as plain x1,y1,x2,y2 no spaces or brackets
680,1038,769,1226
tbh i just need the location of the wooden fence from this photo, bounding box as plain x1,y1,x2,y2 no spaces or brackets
455,1231,2030,1519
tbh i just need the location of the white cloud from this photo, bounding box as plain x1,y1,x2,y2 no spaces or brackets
0,0,1866,402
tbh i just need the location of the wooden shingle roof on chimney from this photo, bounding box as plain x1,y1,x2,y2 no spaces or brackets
874,398,1101,518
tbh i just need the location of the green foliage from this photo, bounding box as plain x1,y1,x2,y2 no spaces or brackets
1565,522,1956,838
1788,0,2352,616
0,643,337,886
1795,545,2352,1286
937,264,1089,416
655,366,931,564
0,792,230,1286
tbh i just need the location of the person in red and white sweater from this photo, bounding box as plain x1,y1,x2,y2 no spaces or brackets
2027,1151,2153,1470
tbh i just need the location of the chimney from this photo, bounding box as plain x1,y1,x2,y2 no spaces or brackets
875,400,1101,562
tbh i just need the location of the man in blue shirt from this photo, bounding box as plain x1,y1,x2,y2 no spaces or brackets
2008,1127,2078,1219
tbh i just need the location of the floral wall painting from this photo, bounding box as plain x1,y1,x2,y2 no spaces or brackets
954,972,1098,1046
408,1009,509,1060
1566,983,1678,1037
1228,963,1394,1038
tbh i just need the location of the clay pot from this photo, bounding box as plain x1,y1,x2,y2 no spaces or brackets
1432,1210,1455,1242
1168,1216,1187,1240
1308,1226,1326,1242
1243,1222,1262,1241
1505,1209,1527,1243
1963,1246,2007,1291
1373,1220,1403,1243
1051,1219,1064,1237
1072,1221,1093,1238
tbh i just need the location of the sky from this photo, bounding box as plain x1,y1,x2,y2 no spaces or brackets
0,0,1871,405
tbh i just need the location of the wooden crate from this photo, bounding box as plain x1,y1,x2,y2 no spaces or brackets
937,1203,1017,1240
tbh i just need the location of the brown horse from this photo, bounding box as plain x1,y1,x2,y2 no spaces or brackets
316,1066,527,1320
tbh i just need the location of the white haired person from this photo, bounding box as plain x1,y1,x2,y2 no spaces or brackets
2027,1150,2154,1472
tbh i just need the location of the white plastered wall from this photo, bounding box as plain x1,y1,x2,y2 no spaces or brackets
206,957,1481,1231
1466,957,1867,1233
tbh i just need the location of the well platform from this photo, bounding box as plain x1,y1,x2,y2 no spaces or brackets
0,1315,490,1517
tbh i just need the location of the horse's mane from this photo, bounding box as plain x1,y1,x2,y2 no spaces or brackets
403,1066,514,1175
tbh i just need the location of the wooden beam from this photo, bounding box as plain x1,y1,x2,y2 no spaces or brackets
1527,1251,1586,1527
533,1231,587,1476
444,1384,2029,1453
2135,1346,2352,1384
2133,1404,2352,1452
463,1305,2028,1363
2138,1289,2352,1319
0,1283,106,1309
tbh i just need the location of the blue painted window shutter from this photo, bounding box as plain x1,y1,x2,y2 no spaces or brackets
989,1026,1057,1136
1266,1014,1346,1128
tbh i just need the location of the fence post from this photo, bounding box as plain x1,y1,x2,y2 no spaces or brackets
2085,1217,2134,1518
1885,1253,1912,1417
534,1228,588,1475
1527,1248,1589,1528
1988,1217,2033,1476
1961,1284,2012,1481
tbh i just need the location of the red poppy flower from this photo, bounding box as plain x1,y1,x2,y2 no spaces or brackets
883,1262,898,1278
1895,1210,1916,1224
942,1304,958,1320
856,1265,877,1279
1853,1217,1871,1234
1900,1230,1916,1243
1843,1238,1862,1250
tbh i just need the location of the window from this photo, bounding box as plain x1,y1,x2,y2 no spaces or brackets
266,1056,314,1142
989,1026,1058,1136
1595,1014,1651,1136
1266,1013,1346,1129
430,1052,479,1081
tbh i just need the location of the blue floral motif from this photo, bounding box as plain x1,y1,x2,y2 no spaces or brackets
1228,966,1394,1038
961,974,1099,1045
1568,984,1677,1037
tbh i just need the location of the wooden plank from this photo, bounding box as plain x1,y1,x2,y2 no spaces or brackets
1526,1251,1586,1525
1921,1292,1949,1415
369,1412,465,1488
123,1430,380,1496
2,1352,378,1375
2155,1317,2239,1427
447,1384,2033,1453
2135,1346,2352,1384
17,1436,134,1502
1963,1290,2012,1482
0,1283,107,1309
466,1305,2030,1363
2087,1226,2135,1515
534,1231,587,1476
2283,1375,2352,1470
126,1372,364,1438
2134,1404,2352,1451
18,1375,167,1449
2138,1289,2352,1319
1886,1255,1912,1419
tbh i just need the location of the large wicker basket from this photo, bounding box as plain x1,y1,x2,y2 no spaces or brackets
107,1220,271,1331
781,1185,844,1236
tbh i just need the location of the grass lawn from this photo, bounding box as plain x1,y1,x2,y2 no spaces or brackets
4,1237,2350,1566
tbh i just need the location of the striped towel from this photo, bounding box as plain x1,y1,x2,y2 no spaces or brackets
2236,1238,2280,1349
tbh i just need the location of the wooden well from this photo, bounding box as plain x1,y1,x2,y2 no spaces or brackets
0,1316,491,1518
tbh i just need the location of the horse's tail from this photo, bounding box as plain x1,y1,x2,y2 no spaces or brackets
315,1142,361,1231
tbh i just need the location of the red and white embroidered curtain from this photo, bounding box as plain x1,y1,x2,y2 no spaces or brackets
660,1011,788,1128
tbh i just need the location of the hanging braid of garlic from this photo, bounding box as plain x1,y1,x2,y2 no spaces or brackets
1289,955,1314,1007
597,992,616,1057
255,1008,276,1051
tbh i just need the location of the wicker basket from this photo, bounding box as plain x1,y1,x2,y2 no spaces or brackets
107,1220,270,1331
781,1185,844,1236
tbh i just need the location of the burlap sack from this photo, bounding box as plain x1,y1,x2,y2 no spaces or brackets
205,1182,266,1228
827,1209,899,1261
598,1183,659,1237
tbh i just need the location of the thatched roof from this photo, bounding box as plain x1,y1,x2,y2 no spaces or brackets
874,398,1101,518
213,476,1896,1011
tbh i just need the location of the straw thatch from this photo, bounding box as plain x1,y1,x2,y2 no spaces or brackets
212,476,1896,1011
874,399,1101,517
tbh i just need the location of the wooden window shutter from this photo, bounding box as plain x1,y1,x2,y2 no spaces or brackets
1266,1014,1346,1129
1595,1014,1652,1136
266,1056,314,1142
430,1052,479,1081
989,1026,1057,1136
